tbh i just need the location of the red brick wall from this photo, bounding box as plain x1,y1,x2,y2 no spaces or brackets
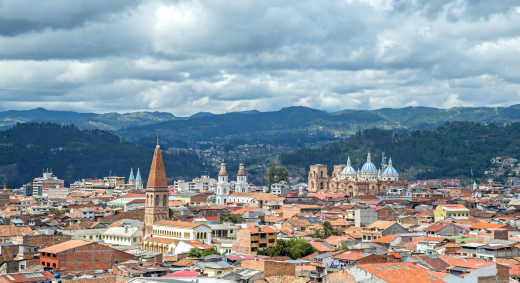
42,243,135,272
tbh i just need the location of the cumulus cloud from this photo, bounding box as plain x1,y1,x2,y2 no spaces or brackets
0,0,520,115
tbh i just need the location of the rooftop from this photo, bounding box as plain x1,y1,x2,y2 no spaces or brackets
40,239,91,254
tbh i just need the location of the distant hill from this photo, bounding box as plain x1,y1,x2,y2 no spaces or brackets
0,108,178,131
118,105,520,149
5,105,520,152
0,123,207,187
281,122,520,181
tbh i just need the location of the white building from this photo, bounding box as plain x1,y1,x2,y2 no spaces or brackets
215,163,231,205
270,181,290,196
151,220,212,245
235,163,249,193
103,226,142,246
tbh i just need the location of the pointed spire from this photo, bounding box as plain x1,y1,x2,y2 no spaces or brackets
367,152,371,163
129,168,135,181
136,168,142,181
347,156,351,167
218,163,229,176
388,157,393,167
146,143,168,188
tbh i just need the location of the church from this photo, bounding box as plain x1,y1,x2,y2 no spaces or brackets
307,152,406,197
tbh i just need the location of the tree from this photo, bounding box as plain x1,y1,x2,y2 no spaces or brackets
257,239,315,259
219,213,243,224
187,247,219,258
314,221,342,239
265,166,290,188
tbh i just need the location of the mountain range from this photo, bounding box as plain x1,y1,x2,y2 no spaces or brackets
4,105,520,149
3,105,520,186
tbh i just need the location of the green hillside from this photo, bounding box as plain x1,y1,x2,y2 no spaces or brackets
0,123,207,187
280,122,520,181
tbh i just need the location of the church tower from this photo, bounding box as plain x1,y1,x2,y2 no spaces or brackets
128,168,135,185
144,142,170,238
235,163,249,193
215,163,230,205
135,168,143,190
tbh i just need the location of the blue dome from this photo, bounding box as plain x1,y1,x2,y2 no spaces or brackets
361,162,377,172
341,165,356,175
383,165,398,176
360,152,377,172
382,158,398,176
341,156,356,175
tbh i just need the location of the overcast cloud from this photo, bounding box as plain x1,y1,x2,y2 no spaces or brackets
0,0,520,115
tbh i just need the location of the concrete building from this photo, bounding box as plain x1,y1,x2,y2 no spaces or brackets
361,221,408,242
232,226,277,255
434,204,470,222
32,171,64,197
355,209,378,227
270,181,290,196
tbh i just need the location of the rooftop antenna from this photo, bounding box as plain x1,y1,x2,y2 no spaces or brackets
156,135,160,148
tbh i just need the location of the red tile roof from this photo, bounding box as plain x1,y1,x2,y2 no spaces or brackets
309,241,334,252
439,255,494,269
372,235,398,244
470,222,504,230
358,262,446,283
247,226,276,233
335,251,366,261
0,271,54,283
40,240,91,254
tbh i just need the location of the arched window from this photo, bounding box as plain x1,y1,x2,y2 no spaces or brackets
163,195,167,207
155,195,159,206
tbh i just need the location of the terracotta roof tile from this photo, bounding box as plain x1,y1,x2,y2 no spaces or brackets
367,220,396,230
154,220,203,228
40,240,91,254
144,237,179,244
358,262,446,283
372,235,398,244
439,255,494,269
0,225,33,237
247,226,276,233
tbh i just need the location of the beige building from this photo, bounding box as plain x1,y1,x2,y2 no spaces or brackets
232,226,277,255
308,153,406,197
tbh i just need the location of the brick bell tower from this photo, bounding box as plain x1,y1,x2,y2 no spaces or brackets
144,140,170,238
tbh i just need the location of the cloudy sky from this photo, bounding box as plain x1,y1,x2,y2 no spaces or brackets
1,0,520,116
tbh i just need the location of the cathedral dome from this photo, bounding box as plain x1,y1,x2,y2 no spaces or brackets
382,158,398,176
341,156,356,175
360,152,377,173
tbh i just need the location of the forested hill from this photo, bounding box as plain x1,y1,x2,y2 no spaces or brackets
118,104,520,149
280,122,520,180
0,123,207,187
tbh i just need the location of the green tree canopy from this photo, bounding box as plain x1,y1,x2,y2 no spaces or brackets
314,221,342,239
187,247,219,258
257,239,315,259
266,166,290,188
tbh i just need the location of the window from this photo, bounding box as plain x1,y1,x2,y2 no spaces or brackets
163,195,167,207
155,195,159,206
